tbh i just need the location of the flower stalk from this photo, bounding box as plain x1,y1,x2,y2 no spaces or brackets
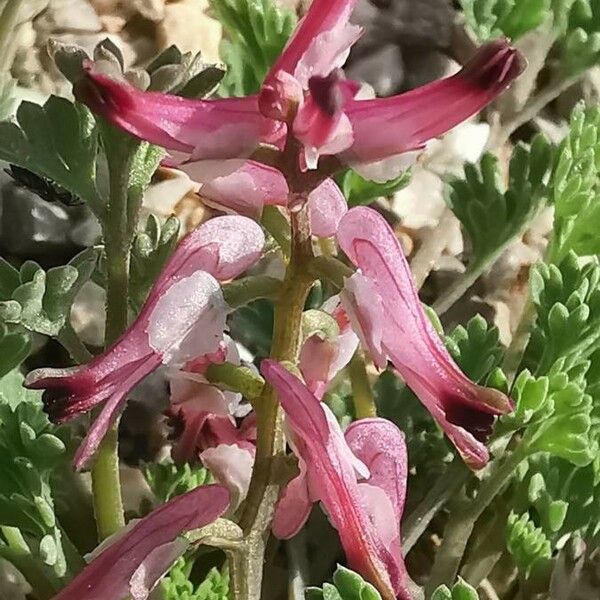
90,125,140,541
234,197,315,600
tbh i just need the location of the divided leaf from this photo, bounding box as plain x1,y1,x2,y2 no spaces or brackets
0,247,99,337
0,96,102,215
460,0,550,41
525,253,600,374
446,136,553,271
211,0,296,96
446,315,504,383
549,106,600,263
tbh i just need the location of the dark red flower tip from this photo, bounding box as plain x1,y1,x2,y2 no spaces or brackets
462,38,526,92
308,70,361,117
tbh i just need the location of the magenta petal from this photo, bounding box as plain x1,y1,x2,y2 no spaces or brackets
337,207,513,469
262,0,360,96
307,178,348,237
345,419,407,530
80,66,282,159
261,359,410,600
52,485,230,600
343,39,524,164
200,161,288,219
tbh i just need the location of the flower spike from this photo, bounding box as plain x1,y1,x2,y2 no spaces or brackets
337,207,513,469
26,216,264,470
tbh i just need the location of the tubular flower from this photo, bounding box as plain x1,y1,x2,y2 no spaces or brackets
25,216,264,470
336,207,513,469
261,359,412,600
76,0,523,187
52,484,230,600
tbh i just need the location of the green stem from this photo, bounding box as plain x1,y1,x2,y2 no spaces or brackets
308,255,354,289
90,127,137,541
222,275,281,308
401,458,468,554
426,448,526,595
348,350,376,418
233,203,315,600
205,362,265,401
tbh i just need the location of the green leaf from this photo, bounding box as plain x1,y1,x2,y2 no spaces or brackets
339,169,411,207
0,323,31,377
524,253,600,374
0,369,71,582
502,366,597,466
130,215,180,312
445,314,504,383
506,512,552,578
0,247,99,336
430,578,480,599
211,0,296,96
161,560,229,600
144,460,212,503
307,566,382,600
549,106,600,262
446,136,553,272
0,96,102,215
0,369,40,411
460,0,550,41
557,0,600,72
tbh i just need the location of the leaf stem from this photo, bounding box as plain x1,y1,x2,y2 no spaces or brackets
348,350,376,418
426,448,526,595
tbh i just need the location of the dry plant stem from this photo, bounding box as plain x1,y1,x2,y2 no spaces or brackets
233,201,314,600
502,297,536,385
426,448,526,596
410,208,457,290
493,72,586,148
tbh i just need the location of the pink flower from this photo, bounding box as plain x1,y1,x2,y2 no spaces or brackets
336,207,513,469
51,484,230,600
299,300,358,398
261,359,412,600
200,161,347,236
76,0,522,186
167,338,256,506
25,216,264,470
